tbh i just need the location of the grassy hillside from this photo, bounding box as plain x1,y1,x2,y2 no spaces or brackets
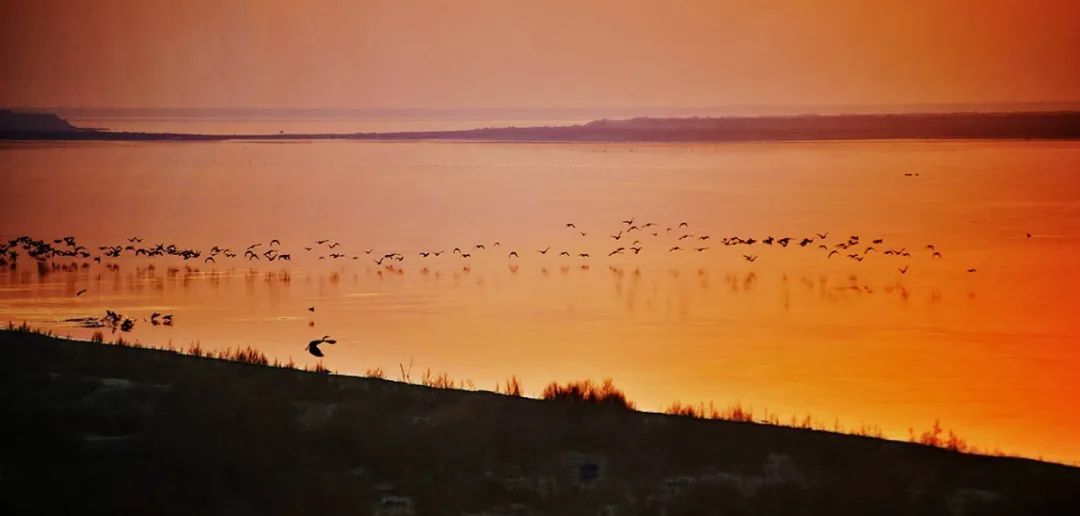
2,330,1078,515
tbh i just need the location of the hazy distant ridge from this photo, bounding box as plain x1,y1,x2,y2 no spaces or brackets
2,110,1079,141
388,112,1080,141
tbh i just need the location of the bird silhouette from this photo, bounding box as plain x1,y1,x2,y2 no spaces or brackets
566,223,576,228
668,247,682,252
742,254,757,262
537,246,551,255
308,306,316,312
75,288,87,296
508,251,519,258
898,265,909,274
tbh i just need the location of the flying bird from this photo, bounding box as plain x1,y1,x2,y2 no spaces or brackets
75,288,87,296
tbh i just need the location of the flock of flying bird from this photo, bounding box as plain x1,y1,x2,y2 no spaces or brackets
3,221,1020,359
2,219,1003,282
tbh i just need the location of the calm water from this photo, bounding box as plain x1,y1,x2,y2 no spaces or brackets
1,139,1078,463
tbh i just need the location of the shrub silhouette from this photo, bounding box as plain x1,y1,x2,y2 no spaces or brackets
541,378,635,409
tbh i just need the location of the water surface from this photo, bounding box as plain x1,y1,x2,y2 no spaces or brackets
2,139,1078,463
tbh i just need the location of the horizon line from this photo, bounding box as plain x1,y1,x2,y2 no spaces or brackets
7,100,1080,118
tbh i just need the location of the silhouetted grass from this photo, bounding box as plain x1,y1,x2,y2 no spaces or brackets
541,378,636,409
495,375,524,396
664,401,755,422
307,362,331,374
419,368,474,389
364,367,385,379
909,420,979,454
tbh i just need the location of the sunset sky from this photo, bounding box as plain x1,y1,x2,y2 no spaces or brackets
1,0,1078,111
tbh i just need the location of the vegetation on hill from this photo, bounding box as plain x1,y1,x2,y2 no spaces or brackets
2,329,1079,515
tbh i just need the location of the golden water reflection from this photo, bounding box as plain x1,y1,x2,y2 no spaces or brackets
1,139,1078,463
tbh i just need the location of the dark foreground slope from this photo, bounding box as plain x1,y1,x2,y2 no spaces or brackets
2,331,1078,516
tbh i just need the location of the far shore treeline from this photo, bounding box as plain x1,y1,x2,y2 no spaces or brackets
2,109,1079,142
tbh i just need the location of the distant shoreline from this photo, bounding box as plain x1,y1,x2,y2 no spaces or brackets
3,110,1080,142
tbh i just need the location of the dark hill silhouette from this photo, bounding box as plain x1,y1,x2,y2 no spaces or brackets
0,109,80,133
3,329,1080,515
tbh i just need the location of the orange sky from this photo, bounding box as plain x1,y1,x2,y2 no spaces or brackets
1,0,1078,110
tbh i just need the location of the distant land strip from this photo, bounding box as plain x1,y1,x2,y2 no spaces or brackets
3,109,1080,142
